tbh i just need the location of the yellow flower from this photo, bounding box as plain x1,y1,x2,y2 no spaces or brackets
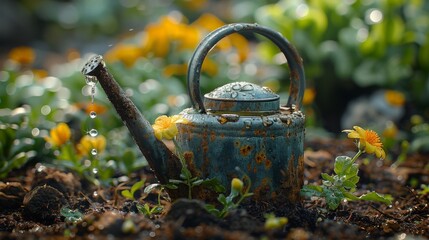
76,135,106,156
302,88,316,106
45,123,71,147
384,90,405,107
152,115,188,140
104,44,143,67
343,126,386,159
231,178,244,192
8,46,35,65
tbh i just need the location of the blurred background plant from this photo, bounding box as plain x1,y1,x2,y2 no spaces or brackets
0,0,428,181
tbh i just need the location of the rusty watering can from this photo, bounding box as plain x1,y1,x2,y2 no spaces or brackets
81,23,305,203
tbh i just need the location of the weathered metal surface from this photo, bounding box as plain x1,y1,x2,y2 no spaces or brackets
177,110,305,202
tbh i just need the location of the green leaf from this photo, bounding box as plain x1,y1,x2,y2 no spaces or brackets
343,192,359,201
334,156,352,176
164,183,179,189
200,178,226,193
359,192,393,205
321,173,334,182
168,179,184,185
300,185,323,198
131,179,145,195
191,179,204,186
323,187,344,210
121,190,134,200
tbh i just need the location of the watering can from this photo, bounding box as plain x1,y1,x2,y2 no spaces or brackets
81,23,305,203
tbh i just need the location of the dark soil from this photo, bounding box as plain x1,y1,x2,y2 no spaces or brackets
1,139,428,239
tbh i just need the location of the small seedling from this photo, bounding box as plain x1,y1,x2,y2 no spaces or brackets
121,179,146,201
264,213,288,230
166,139,225,198
136,183,165,217
205,175,253,218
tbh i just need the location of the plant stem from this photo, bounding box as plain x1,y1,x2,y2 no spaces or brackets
350,150,363,164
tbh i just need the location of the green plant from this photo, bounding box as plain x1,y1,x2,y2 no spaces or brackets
301,126,392,210
60,207,83,224
121,179,146,201
205,176,253,218
136,183,165,217
0,109,50,179
264,213,288,230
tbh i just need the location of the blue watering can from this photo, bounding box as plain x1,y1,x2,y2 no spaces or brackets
82,23,305,203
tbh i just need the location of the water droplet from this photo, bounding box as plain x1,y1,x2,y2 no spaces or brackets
89,111,97,119
91,149,98,156
241,84,254,91
233,24,244,31
244,120,252,129
89,129,98,137
92,167,98,174
232,83,241,90
85,76,98,86
225,87,231,92
231,92,238,98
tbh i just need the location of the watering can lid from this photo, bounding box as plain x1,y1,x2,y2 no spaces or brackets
204,82,279,113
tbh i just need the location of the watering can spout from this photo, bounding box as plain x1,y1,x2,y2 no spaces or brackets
81,55,181,186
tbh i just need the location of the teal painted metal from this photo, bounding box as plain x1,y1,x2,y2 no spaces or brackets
177,23,306,202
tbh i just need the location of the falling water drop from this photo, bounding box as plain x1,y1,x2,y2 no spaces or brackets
89,111,97,119
91,149,98,156
92,167,98,174
89,129,98,137
85,75,98,86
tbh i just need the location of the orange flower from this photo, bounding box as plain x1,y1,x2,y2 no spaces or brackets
45,123,71,147
8,46,35,65
76,135,106,156
152,115,189,140
343,126,386,159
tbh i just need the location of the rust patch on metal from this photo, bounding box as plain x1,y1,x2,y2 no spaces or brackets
253,177,271,201
264,159,272,169
255,152,266,164
210,131,216,142
240,145,253,156
253,129,267,137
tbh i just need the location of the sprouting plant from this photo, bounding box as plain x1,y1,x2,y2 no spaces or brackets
121,179,146,201
301,126,393,210
136,183,165,217
264,213,288,230
205,176,253,218
418,184,429,195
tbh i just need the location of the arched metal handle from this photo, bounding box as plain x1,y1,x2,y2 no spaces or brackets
187,23,305,113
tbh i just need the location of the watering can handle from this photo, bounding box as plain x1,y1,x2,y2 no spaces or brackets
187,23,305,114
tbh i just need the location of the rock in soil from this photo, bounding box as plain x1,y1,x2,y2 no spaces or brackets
0,182,27,209
23,185,67,224
165,198,219,227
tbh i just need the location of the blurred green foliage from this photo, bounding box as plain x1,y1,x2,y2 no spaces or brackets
256,0,429,130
